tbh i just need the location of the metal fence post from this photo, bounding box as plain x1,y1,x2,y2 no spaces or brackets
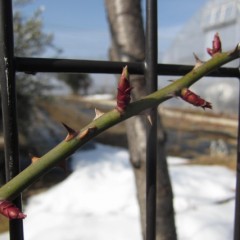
145,0,158,239
0,0,24,239
234,78,240,240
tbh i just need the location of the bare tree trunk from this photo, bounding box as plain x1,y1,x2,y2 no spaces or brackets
104,1,177,239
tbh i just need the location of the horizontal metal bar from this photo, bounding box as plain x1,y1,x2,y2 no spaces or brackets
157,63,240,78
15,57,144,75
15,57,240,78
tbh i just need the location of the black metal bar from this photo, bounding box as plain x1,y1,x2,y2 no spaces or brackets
15,57,240,77
156,63,240,78
145,0,158,240
15,57,144,75
0,0,24,239
234,79,240,240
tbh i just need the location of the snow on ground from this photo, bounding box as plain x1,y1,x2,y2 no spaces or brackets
83,94,114,100
170,164,235,240
0,144,236,240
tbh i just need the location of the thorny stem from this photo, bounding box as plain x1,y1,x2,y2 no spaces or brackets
0,45,240,201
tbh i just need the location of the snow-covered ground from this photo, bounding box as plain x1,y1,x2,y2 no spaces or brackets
0,144,236,240
83,94,114,100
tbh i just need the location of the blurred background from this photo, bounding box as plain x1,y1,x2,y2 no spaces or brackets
0,0,238,239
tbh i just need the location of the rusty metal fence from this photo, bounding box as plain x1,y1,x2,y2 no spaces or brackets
0,0,239,240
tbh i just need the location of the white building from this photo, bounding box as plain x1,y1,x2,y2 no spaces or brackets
162,0,240,113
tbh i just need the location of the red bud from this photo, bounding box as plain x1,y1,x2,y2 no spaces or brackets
0,200,26,220
207,33,222,56
180,88,212,110
116,66,133,113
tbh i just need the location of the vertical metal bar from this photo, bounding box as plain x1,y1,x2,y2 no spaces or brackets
234,79,240,240
0,0,24,239
145,0,158,240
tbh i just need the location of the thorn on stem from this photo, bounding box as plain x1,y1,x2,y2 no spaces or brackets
79,127,97,140
94,108,105,120
193,53,204,69
146,114,153,125
139,110,153,125
30,154,40,164
229,43,240,56
62,122,78,142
